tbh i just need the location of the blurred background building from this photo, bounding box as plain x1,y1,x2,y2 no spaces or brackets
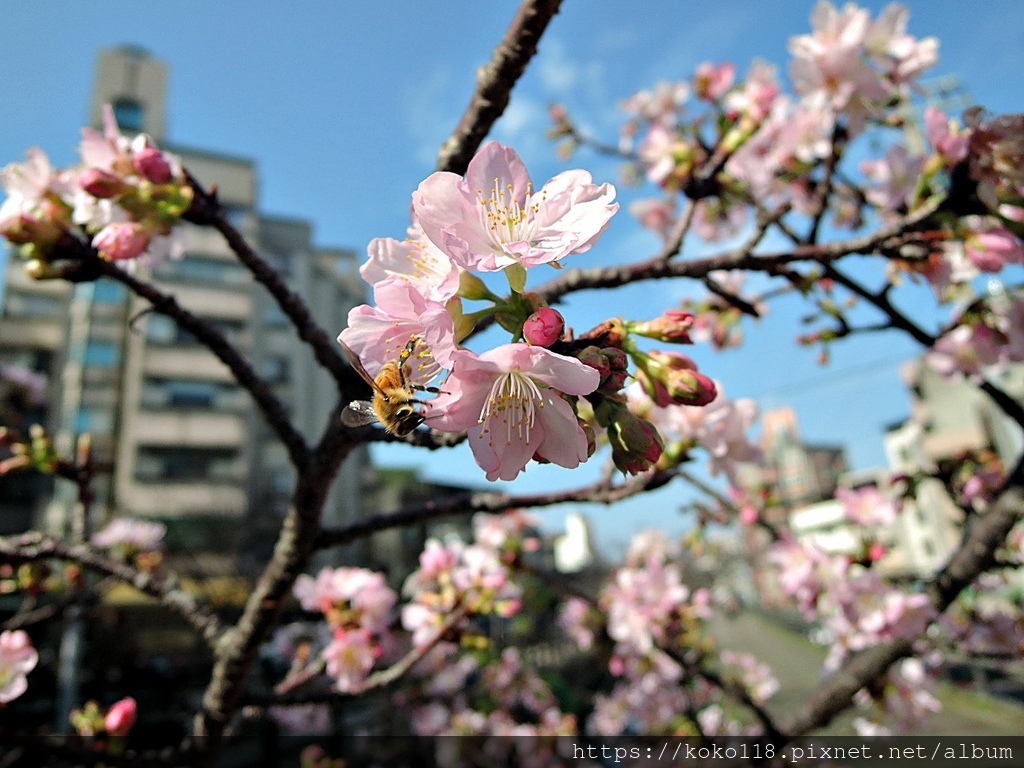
0,46,370,576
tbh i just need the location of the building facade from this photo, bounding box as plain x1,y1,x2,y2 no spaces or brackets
0,47,369,574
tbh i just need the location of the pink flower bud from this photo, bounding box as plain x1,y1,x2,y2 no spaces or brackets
965,228,1024,272
78,168,126,198
133,147,173,184
523,307,564,347
104,696,137,737
609,408,663,475
642,351,718,406
92,222,150,261
629,310,694,343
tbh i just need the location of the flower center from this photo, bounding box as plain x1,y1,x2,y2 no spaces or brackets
478,371,544,446
477,178,543,252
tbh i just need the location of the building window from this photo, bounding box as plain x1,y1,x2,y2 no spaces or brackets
140,378,240,410
74,407,113,436
155,255,249,286
135,447,241,482
83,341,119,368
93,281,127,303
113,98,144,133
263,356,290,383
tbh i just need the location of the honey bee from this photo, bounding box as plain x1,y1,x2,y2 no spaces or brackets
339,338,438,437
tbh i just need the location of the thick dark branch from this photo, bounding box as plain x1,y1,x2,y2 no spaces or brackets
94,259,310,468
0,532,223,645
435,0,564,174
316,469,678,550
777,454,1024,739
183,174,359,394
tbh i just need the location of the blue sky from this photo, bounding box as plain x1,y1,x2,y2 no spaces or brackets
2,2,1022,553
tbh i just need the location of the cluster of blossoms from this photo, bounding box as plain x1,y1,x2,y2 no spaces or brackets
0,104,191,270
558,531,775,736
293,566,398,692
92,516,167,569
339,140,724,480
401,514,526,648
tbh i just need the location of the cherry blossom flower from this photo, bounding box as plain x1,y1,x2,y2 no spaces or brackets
720,651,779,704
0,630,38,703
413,142,617,274
621,80,690,125
694,61,736,102
865,4,938,85
293,566,396,634
861,145,925,213
628,197,677,240
0,147,73,249
339,278,457,385
323,627,377,692
925,323,1002,381
104,697,137,737
359,230,461,302
925,107,970,166
92,517,166,551
836,485,898,527
427,344,599,481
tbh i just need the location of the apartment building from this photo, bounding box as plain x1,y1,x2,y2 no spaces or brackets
0,46,369,574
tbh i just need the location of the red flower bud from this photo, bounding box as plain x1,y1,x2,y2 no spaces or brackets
133,147,174,184
523,307,564,347
104,697,137,737
79,168,126,198
628,310,694,344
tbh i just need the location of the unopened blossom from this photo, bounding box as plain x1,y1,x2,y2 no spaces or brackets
323,628,377,692
720,651,779,704
628,310,694,344
0,630,38,703
964,226,1024,273
926,323,1001,380
836,485,898,527
413,141,617,273
522,307,564,347
360,230,461,303
427,344,599,481
92,517,166,551
620,80,690,125
637,350,717,407
339,278,457,386
104,697,137,737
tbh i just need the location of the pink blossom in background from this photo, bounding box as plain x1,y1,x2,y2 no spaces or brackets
864,4,938,85
413,141,617,273
720,651,779,704
427,345,599,481
694,61,736,101
292,566,396,634
323,627,377,692
925,323,1002,380
628,197,677,240
0,630,38,703
925,107,970,166
836,485,898,527
558,597,596,652
861,145,925,212
92,517,166,551
963,226,1024,273
620,80,690,125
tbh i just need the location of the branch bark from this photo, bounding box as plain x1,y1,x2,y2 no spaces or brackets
435,0,564,174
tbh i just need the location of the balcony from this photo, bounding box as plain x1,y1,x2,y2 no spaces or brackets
132,411,245,447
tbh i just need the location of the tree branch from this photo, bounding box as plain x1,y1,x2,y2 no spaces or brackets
93,258,310,469
435,0,564,174
316,469,678,550
183,173,360,394
0,532,223,645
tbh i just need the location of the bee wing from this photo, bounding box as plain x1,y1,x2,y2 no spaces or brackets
341,400,380,428
339,340,387,397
